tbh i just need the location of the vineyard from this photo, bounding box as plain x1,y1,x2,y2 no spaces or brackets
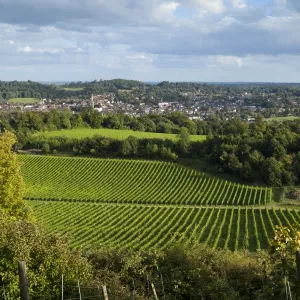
20,155,272,206
20,155,296,252
28,201,300,251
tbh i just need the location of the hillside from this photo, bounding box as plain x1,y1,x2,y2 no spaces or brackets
28,201,300,251
17,154,296,252
20,155,271,206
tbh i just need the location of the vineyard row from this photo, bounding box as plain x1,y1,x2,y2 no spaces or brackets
20,155,272,206
28,200,300,251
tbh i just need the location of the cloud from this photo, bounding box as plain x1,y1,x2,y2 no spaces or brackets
157,1,180,19
287,0,300,11
17,46,64,54
231,0,246,9
0,0,299,81
213,55,244,67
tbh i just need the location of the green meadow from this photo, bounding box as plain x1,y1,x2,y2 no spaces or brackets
36,128,206,141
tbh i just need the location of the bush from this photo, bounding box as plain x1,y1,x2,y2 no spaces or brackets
42,142,51,154
0,215,92,299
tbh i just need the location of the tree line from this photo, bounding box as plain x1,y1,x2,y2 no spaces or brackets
4,109,300,186
0,109,211,135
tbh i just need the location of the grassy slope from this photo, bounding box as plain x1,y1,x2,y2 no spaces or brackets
9,98,39,104
36,128,206,141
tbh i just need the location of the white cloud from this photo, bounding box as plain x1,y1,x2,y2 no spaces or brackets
209,55,244,67
17,46,64,54
231,0,246,9
150,1,180,22
183,0,225,14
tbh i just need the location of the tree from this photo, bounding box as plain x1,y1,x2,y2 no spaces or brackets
61,115,72,130
156,122,173,133
120,136,139,157
145,142,158,157
177,127,190,155
160,146,178,161
42,142,51,154
240,161,252,180
249,150,265,168
269,225,300,297
0,131,31,219
261,157,283,187
0,215,92,299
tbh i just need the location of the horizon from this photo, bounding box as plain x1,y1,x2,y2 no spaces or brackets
16,80,300,85
1,0,300,82
2,78,300,84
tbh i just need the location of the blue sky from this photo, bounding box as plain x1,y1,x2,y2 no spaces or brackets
0,0,300,82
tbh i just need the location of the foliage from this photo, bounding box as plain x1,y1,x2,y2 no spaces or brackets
0,214,92,299
85,244,270,300
0,131,32,220
268,225,300,298
41,142,51,154
261,158,284,187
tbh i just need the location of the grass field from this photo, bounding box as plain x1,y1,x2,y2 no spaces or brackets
28,201,300,251
61,87,84,91
36,128,206,141
20,155,272,206
265,116,300,122
9,98,40,104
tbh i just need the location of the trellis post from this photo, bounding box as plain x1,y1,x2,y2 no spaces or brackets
18,261,29,300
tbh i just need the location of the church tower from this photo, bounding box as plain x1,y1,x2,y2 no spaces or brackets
90,94,94,109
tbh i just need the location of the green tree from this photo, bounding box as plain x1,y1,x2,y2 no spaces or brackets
0,215,92,299
249,150,265,168
160,146,178,161
240,161,252,180
120,136,139,157
261,157,283,186
42,142,51,154
177,127,190,155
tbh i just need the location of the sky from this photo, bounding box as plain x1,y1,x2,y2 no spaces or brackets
0,0,300,82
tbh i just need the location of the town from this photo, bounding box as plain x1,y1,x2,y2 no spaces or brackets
1,80,300,122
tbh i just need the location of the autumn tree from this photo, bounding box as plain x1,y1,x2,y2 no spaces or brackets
0,131,32,220
269,225,300,297
0,131,92,298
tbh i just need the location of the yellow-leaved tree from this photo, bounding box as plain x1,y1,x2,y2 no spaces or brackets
0,131,32,220
0,132,91,298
